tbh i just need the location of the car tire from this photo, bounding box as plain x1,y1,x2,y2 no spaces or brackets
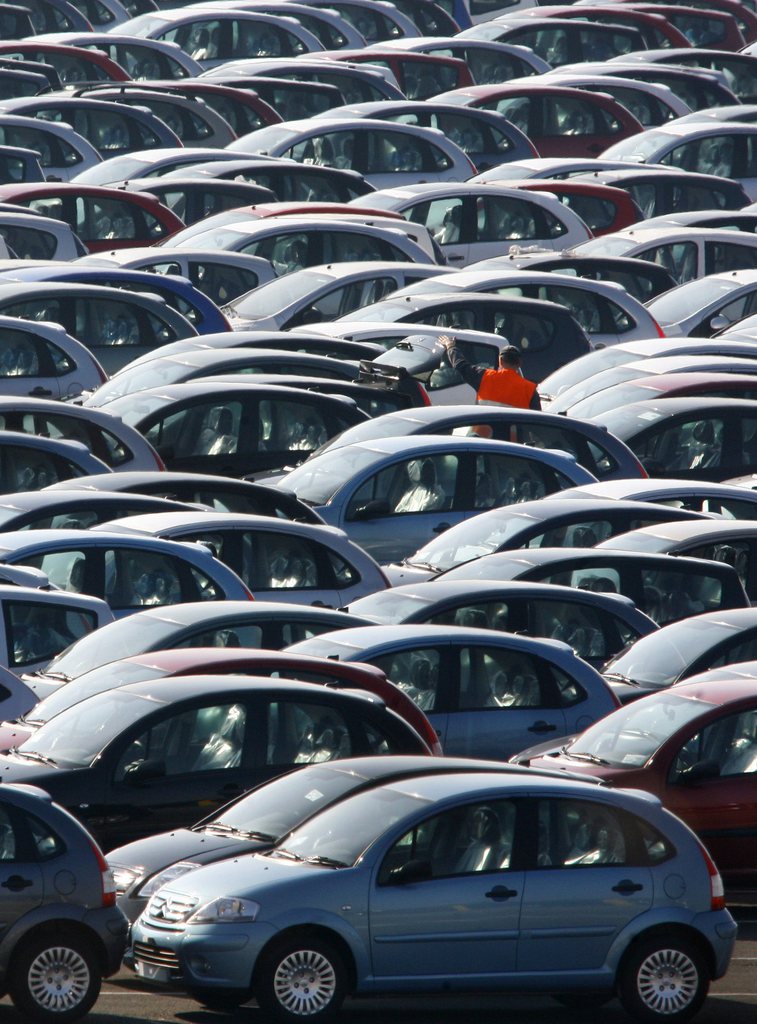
618,934,709,1024
256,934,347,1024
9,932,101,1024
189,987,248,1012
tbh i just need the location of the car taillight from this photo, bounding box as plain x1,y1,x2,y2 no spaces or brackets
95,361,108,385
653,319,665,338
151,449,166,470
697,838,726,911
418,383,431,407
90,840,117,908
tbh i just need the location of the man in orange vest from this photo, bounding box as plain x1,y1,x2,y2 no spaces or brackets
440,336,541,409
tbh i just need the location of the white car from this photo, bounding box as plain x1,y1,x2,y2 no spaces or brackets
0,316,107,400
349,182,592,265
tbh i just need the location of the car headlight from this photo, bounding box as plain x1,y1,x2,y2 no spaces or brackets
109,864,144,895
137,862,203,899
187,897,261,925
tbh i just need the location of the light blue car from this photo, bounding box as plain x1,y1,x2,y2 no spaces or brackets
275,435,597,563
128,769,736,1023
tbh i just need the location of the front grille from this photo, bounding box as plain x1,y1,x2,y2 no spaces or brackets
145,891,199,925
133,942,180,970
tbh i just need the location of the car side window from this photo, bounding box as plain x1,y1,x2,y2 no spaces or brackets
0,331,40,378
367,130,428,174
104,549,183,610
705,631,757,673
671,710,757,781
248,534,320,591
115,702,247,780
378,799,516,883
5,600,97,668
529,518,614,548
266,700,352,765
429,600,511,631
175,623,262,648
632,418,725,475
406,196,465,246
641,568,722,624
529,599,607,661
26,811,64,861
372,648,441,712
0,805,18,862
536,799,639,868
476,196,539,242
459,646,544,710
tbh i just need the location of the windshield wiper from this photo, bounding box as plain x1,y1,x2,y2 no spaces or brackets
404,560,439,573
12,749,57,767
35,670,71,683
270,848,304,862
565,750,612,766
201,824,276,841
603,672,641,687
304,855,347,868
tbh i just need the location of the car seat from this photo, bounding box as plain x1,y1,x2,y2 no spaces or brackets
453,806,509,873
192,704,246,770
394,458,447,513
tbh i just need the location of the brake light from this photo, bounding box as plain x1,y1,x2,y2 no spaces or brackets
419,383,431,407
653,319,665,338
90,840,116,908
94,359,108,385
697,838,725,911
151,448,166,470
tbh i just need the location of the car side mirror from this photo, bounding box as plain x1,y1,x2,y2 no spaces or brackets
351,499,390,520
388,858,433,884
123,758,166,784
679,759,720,784
709,314,730,332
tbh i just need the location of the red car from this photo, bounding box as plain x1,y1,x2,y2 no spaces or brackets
514,4,692,49
519,678,757,884
0,42,129,85
438,82,644,158
512,179,644,235
3,649,442,756
320,49,474,99
0,183,185,253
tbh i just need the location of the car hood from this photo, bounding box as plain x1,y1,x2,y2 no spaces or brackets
382,563,437,586
0,721,33,753
108,827,275,877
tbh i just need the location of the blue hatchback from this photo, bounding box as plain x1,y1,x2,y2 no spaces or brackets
129,769,736,1023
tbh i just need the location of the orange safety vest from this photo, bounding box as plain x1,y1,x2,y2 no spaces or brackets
476,367,538,408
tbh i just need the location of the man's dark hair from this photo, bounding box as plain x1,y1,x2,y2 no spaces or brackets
499,345,521,368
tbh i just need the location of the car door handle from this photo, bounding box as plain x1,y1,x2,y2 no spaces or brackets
28,387,53,397
1,875,33,891
485,886,518,901
527,721,558,733
446,254,465,261
432,522,450,533
612,880,644,894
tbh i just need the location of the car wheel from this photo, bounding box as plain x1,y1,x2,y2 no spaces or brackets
618,934,708,1024
9,933,100,1024
189,987,248,1012
257,935,346,1024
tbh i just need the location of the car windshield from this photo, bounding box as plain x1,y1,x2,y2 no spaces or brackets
26,661,168,726
569,381,659,419
603,128,674,160
42,615,184,680
15,690,157,769
237,124,299,153
338,299,411,322
273,784,428,866
564,690,712,768
573,236,638,257
165,224,262,250
648,277,742,323
540,346,639,400
91,359,192,404
230,271,333,318
604,616,747,688
349,589,433,623
210,763,377,839
102,391,175,428
410,511,534,571
281,446,382,505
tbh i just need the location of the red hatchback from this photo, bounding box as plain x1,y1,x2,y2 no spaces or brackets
513,179,644,235
2,648,442,756
519,679,757,885
0,42,129,85
438,82,644,158
0,183,185,253
321,49,474,99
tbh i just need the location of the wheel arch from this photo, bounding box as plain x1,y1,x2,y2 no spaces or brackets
8,921,108,976
616,923,717,989
253,924,358,995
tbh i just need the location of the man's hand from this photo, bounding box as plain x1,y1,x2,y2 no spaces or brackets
439,335,455,350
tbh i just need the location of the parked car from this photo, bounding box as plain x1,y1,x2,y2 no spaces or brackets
32,31,204,80
46,470,324,522
349,578,657,667
0,281,197,375
350,182,591,265
275,435,597,562
551,478,757,520
228,117,476,189
0,143,44,183
615,47,757,102
566,371,757,418
459,16,645,66
75,246,278,307
390,268,664,348
206,56,406,104
574,227,757,286
0,41,129,87
0,111,102,183
96,511,390,606
0,675,432,849
648,269,757,336
473,247,677,302
71,146,257,187
0,782,127,1023
289,623,619,758
510,2,691,48
0,489,203,533
572,167,751,219
88,381,368,478
386,498,707,585
3,651,440,766
0,182,185,252
0,210,84,261
572,59,740,110
543,69,692,126
207,73,347,120
501,178,644,237
311,403,647,481
317,48,475,99
436,81,645,158
592,397,757,483
374,36,551,81
433,547,749,626
0,431,111,492
0,316,107,400
519,677,757,886
128,767,735,1021
122,176,277,227
0,529,253,616
314,98,538,172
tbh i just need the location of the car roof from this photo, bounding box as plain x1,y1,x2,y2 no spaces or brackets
601,519,757,546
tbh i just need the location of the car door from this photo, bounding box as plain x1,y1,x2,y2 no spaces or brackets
0,326,62,399
370,796,523,979
404,193,470,266
542,93,627,158
104,696,253,846
341,452,464,562
369,644,450,749
518,796,653,971
0,800,43,934
3,595,100,676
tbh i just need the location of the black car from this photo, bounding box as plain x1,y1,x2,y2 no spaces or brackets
573,168,751,219
434,547,750,626
0,675,431,849
172,155,375,202
93,381,367,477
0,489,200,532
125,176,277,226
